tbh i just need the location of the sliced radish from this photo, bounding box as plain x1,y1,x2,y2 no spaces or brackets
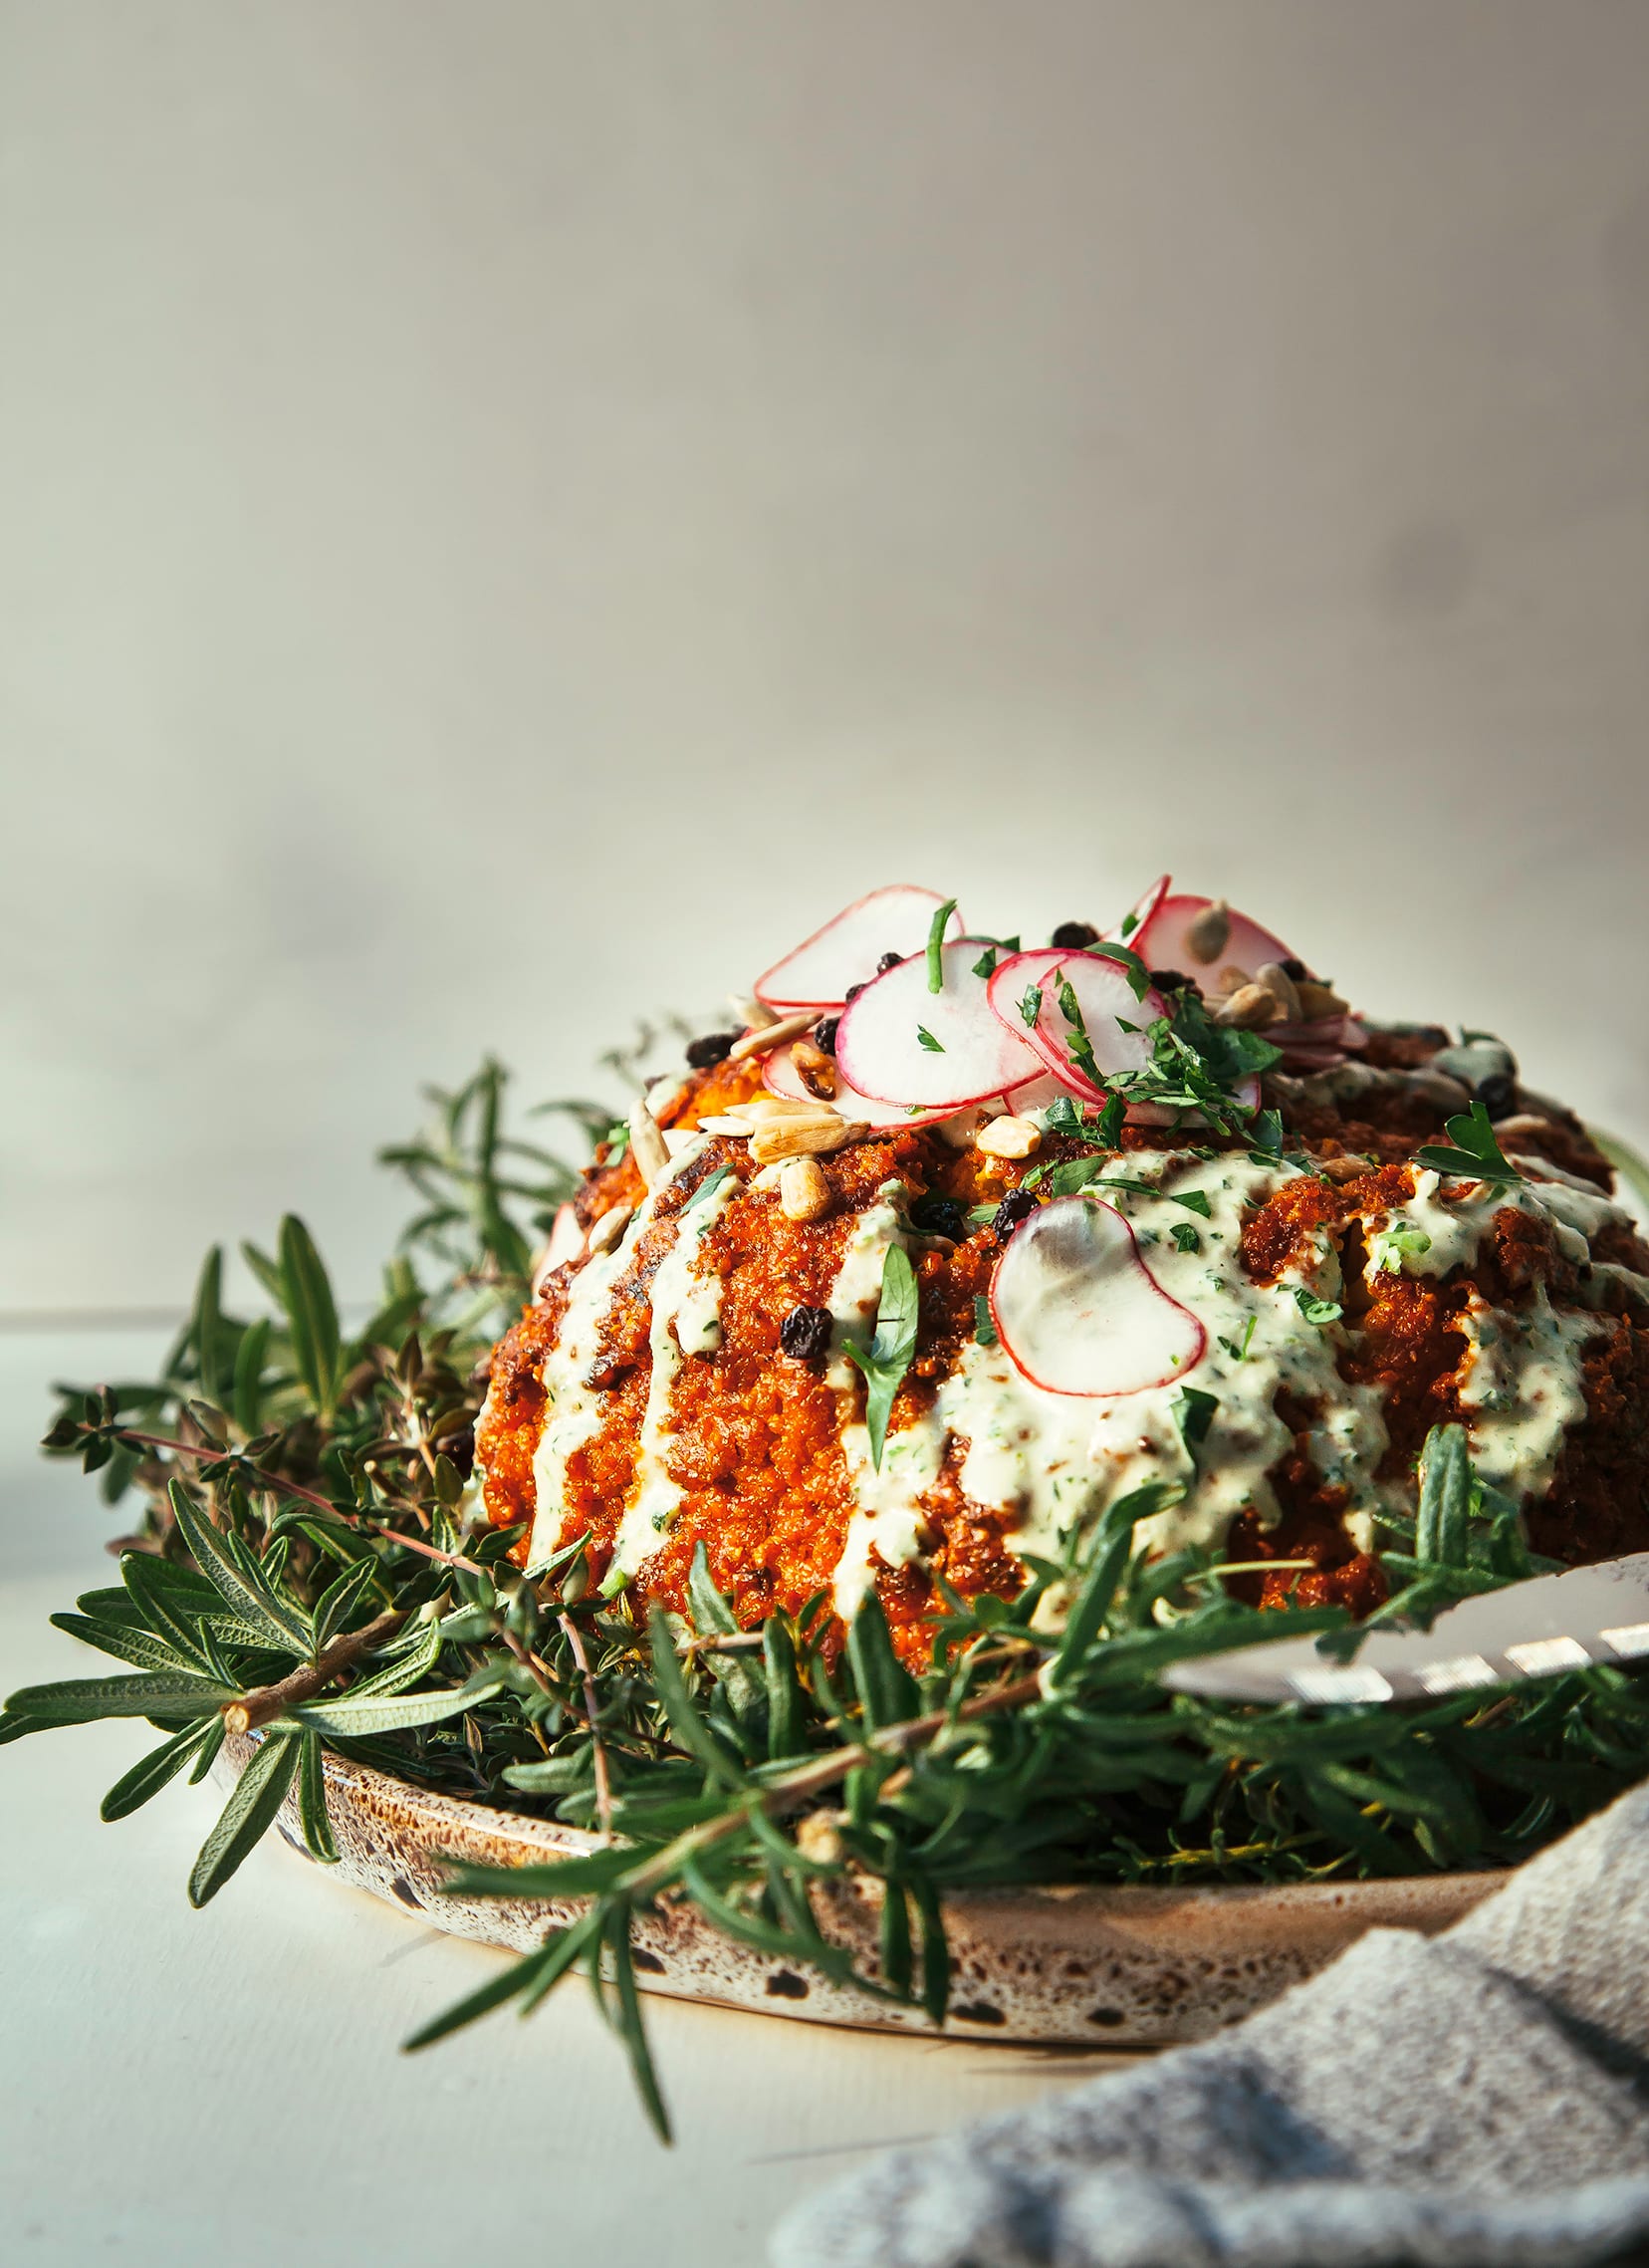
984,947,1071,1045
980,952,1111,1102
762,1045,954,1130
754,885,962,1011
997,952,1168,1104
1131,893,1296,992
995,1071,1066,1115
990,1196,1207,1397
762,1046,1051,1131
834,938,1044,1109
1104,874,1170,946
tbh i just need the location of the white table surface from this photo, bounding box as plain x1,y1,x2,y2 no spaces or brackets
0,1328,1134,2267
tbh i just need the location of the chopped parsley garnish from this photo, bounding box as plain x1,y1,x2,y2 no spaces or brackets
1247,1109,1286,1163
684,1162,733,1211
965,1201,998,1228
1293,1287,1343,1328
841,1244,920,1471
1048,987,1279,1142
1219,1314,1258,1364
926,898,957,994
916,1024,944,1053
1086,938,1152,1003
1119,910,1140,937
1037,1158,1212,1212
972,1294,998,1348
1174,1386,1218,1452
1017,985,1043,1030
1056,975,1102,1089
972,946,998,980
1414,1101,1522,1186
1042,1154,1106,1197
1092,1093,1125,1147
1170,1221,1202,1253
603,1122,631,1163
1371,1225,1433,1275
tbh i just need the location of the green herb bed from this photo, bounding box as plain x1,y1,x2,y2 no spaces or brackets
8,1063,1648,2140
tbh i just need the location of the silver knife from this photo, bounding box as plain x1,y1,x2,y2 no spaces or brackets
1161,1553,1649,1706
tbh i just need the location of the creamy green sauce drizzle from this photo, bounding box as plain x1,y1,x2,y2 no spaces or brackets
943,1154,1394,1569
508,1107,1644,1610
611,1139,739,1579
526,1141,702,1572
1369,1161,1646,1499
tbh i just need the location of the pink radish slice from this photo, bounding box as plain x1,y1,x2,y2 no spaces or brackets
834,939,1045,1109
1131,893,1296,992
1027,954,1170,1104
755,885,962,1011
990,1196,1207,1397
996,1071,1066,1115
1104,874,1170,945
985,948,1137,1102
762,1046,954,1130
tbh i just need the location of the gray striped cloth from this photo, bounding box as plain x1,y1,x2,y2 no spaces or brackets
775,1782,1649,2268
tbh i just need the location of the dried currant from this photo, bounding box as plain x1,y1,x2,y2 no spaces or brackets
992,1187,1041,1242
910,1193,965,1240
779,1304,833,1363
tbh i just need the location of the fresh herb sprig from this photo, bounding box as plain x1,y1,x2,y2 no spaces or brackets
925,898,957,993
1415,1102,1524,1186
841,1245,921,1469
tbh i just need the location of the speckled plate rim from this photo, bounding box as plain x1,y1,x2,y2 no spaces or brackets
220,1734,1510,2046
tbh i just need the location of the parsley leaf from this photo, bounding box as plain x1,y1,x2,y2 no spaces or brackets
1414,1102,1522,1186
1056,975,1102,1088
1171,1221,1202,1253
1046,1155,1108,1197
916,1024,945,1053
1371,1225,1433,1274
971,946,998,981
1247,1109,1286,1163
1086,938,1152,1002
926,899,957,994
1219,1314,1257,1364
1174,1188,1212,1218
841,1245,920,1471
1018,984,1043,1030
1293,1287,1343,1328
684,1162,733,1212
1174,1386,1218,1451
973,1294,998,1348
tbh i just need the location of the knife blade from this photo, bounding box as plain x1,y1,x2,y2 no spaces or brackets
1161,1552,1649,1705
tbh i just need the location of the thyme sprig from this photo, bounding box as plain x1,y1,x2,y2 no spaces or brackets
8,1063,1649,2140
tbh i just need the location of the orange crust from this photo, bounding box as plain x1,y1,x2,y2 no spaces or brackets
476,1049,1649,1663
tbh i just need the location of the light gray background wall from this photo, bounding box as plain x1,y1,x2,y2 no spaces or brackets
5,0,1647,1315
